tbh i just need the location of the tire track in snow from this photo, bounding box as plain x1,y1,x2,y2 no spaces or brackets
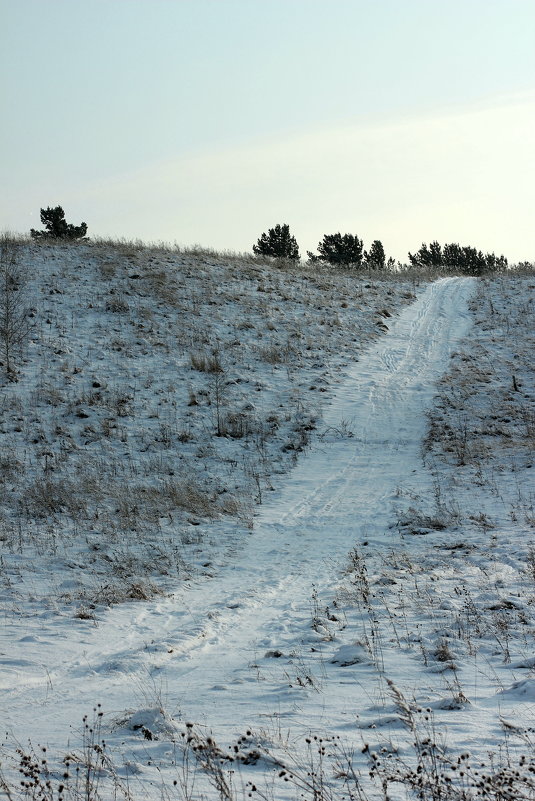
105,279,473,663
264,277,473,526
159,277,475,672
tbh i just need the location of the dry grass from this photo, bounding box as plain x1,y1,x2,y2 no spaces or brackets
3,706,535,801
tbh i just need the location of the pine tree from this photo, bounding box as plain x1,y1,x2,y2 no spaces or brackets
308,232,364,266
253,224,299,260
408,241,443,268
30,206,87,240
442,243,464,270
365,240,386,269
409,240,508,275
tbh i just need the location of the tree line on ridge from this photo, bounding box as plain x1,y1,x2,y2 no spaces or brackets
27,207,512,275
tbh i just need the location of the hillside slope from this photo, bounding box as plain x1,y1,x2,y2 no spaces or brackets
0,241,417,608
1,245,534,800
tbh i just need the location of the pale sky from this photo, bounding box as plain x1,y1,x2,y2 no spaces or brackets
2,0,535,262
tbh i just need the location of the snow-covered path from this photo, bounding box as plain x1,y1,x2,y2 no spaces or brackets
2,277,475,759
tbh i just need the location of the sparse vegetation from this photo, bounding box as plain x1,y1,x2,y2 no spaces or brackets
1,236,534,801
3,706,535,800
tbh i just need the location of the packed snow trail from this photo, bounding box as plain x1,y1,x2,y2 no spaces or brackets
2,277,475,753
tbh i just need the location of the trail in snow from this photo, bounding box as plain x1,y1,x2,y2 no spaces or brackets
3,276,475,751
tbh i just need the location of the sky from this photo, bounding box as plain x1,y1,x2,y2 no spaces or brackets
1,0,535,263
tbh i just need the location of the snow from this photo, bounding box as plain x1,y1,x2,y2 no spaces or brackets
1,242,534,799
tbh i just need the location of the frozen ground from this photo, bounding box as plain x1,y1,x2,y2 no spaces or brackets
0,243,534,800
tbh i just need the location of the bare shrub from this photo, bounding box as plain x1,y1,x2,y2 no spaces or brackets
0,235,36,378
433,638,456,664
190,349,223,373
24,478,88,518
218,411,254,439
163,480,218,518
526,545,535,584
92,580,159,605
0,452,22,481
258,342,292,364
105,295,129,313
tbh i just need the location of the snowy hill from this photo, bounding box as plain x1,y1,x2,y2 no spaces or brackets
0,240,418,607
1,240,534,800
